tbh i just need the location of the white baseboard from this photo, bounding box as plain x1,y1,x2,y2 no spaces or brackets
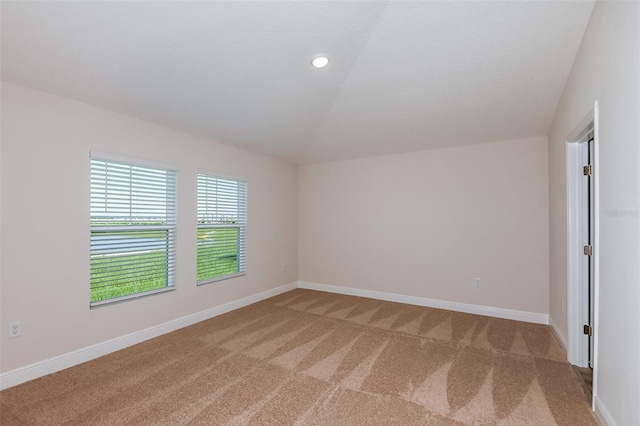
549,316,568,355
0,282,297,390
297,281,549,325
0,281,552,390
594,395,616,426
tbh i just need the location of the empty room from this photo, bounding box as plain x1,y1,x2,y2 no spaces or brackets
1,1,638,425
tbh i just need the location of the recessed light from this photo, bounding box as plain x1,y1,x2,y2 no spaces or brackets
311,55,329,68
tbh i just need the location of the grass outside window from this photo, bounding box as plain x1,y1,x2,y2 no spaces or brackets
197,227,241,282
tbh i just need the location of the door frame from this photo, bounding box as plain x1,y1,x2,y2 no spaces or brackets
565,101,599,407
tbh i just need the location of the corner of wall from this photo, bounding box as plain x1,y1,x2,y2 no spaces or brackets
549,315,568,356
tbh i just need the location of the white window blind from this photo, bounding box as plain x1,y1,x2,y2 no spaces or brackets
90,156,177,306
197,173,247,284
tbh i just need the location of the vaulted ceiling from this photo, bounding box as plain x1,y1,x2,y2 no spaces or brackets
1,1,594,163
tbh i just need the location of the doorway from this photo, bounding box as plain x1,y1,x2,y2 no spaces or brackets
582,134,595,369
566,101,599,407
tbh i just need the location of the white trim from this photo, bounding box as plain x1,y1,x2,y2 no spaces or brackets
297,282,549,324
591,100,600,410
566,103,599,369
594,395,616,426
0,282,297,390
549,316,568,354
0,279,555,390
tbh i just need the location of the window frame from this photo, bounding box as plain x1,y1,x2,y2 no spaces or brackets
196,171,247,286
89,151,178,307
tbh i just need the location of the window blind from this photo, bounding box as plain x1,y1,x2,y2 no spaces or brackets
90,157,177,306
197,173,247,284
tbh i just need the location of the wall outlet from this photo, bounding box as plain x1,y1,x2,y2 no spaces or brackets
8,321,21,338
561,298,565,312
475,277,481,287
281,264,287,273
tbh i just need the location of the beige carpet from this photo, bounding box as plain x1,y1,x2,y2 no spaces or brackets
0,289,597,425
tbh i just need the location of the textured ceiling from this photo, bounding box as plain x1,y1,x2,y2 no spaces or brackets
1,1,594,164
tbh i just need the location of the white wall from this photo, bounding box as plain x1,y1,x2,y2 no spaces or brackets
0,82,298,373
548,1,640,424
299,137,549,315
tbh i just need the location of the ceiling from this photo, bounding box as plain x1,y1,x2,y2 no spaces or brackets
1,1,594,164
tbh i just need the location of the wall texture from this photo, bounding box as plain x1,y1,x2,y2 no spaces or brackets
299,136,549,315
0,82,298,373
548,1,640,424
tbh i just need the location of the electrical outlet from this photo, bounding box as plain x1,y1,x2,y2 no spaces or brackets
561,298,565,312
281,264,287,273
475,278,481,287
8,321,21,338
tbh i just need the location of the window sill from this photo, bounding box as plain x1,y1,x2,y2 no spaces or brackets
197,272,246,286
90,286,176,308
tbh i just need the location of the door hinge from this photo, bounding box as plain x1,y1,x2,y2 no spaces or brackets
583,324,593,336
583,245,593,256
583,164,593,176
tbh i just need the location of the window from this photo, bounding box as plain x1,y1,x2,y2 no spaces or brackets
90,154,177,306
197,173,247,284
